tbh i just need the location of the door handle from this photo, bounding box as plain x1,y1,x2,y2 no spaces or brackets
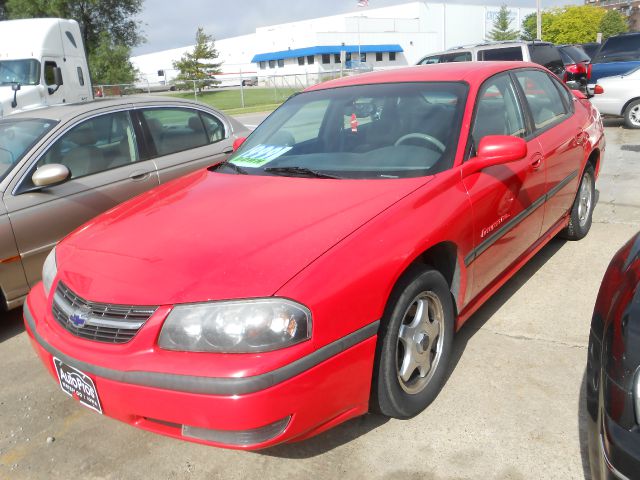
222,147,234,155
129,171,151,181
530,156,544,170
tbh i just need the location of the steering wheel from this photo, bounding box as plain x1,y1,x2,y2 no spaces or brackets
394,133,446,153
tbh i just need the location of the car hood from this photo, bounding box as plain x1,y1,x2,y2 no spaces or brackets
57,169,429,306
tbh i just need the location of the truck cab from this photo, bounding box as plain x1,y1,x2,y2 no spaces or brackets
0,18,92,117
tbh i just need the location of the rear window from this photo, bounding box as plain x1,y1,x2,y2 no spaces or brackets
559,46,590,64
594,34,640,63
528,44,564,76
479,47,523,61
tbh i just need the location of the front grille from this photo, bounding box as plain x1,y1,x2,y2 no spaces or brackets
52,282,157,344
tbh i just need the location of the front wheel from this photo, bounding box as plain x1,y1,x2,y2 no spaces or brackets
560,164,595,241
372,266,454,419
623,100,640,129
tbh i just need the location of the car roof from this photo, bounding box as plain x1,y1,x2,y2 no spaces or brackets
6,96,216,122
306,61,542,91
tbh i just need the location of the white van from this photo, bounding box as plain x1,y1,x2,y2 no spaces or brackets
0,18,92,117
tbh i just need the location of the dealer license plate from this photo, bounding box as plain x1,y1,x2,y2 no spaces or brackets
53,357,102,414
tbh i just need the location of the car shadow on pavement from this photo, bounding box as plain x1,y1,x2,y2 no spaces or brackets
578,367,592,480
0,307,25,343
258,413,389,459
445,237,567,384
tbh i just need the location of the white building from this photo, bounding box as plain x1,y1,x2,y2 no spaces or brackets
132,1,535,87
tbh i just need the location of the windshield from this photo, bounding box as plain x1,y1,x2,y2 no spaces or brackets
0,118,57,182
0,59,41,86
225,82,468,179
594,35,640,63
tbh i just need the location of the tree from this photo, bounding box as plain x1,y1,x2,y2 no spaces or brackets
0,0,7,19
544,6,606,44
89,32,137,85
5,0,144,84
521,11,553,41
487,5,519,41
599,10,628,40
173,27,222,92
521,6,622,44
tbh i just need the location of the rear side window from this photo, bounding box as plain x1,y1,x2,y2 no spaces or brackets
594,34,640,63
514,70,568,130
419,55,441,65
443,52,472,62
479,47,523,61
141,108,210,157
528,44,564,76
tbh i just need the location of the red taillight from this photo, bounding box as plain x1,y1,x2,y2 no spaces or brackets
587,63,593,80
594,84,604,95
566,64,580,74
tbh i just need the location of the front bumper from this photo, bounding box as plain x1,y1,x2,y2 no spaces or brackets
24,285,378,449
589,411,640,480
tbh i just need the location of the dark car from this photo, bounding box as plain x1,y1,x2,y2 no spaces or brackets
558,45,591,91
587,231,640,480
580,42,602,60
591,33,640,83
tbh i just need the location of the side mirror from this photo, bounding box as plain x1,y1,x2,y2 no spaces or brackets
462,135,527,176
233,137,247,151
32,164,70,188
11,82,21,108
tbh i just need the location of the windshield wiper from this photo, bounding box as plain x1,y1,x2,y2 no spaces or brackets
209,160,248,175
264,166,340,179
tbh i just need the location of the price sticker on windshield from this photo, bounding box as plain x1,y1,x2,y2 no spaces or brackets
231,144,292,168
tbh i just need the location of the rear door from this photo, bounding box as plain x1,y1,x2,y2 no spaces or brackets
135,106,234,184
463,72,547,299
513,69,584,235
4,109,159,287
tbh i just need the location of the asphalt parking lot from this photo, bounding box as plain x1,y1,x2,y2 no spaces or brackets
0,117,638,480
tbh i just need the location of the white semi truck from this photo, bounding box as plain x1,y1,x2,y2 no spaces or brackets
0,18,92,117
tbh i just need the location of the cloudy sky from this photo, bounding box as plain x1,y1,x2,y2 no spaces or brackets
134,0,581,55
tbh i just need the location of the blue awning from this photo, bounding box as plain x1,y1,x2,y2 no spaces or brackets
251,44,403,63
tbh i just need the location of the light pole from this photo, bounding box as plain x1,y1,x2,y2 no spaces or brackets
536,0,542,40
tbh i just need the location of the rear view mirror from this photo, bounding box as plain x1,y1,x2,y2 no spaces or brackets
32,164,70,188
462,135,527,176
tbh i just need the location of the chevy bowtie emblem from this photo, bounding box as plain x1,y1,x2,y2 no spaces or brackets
69,305,92,328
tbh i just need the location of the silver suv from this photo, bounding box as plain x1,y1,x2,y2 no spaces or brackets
418,41,566,78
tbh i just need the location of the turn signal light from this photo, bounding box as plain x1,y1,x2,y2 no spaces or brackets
593,85,604,95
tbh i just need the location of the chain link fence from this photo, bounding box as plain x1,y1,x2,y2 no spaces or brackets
94,68,376,112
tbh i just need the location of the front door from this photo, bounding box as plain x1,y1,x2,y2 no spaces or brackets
463,72,547,300
4,110,159,287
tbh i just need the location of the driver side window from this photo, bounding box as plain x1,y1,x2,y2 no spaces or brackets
471,74,526,155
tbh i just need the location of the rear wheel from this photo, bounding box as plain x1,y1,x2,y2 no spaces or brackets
623,100,640,129
560,164,595,241
372,266,454,419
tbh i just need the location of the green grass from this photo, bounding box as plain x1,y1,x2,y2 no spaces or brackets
169,88,299,113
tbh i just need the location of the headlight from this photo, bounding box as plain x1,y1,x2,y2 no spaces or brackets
42,246,57,298
158,298,312,353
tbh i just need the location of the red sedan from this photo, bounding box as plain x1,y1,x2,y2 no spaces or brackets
24,62,604,449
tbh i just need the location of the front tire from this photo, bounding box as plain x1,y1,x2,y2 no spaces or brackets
560,164,595,241
623,100,640,129
372,266,454,419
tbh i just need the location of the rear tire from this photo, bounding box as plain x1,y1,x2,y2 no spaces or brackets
372,266,454,419
560,164,595,241
623,100,640,129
